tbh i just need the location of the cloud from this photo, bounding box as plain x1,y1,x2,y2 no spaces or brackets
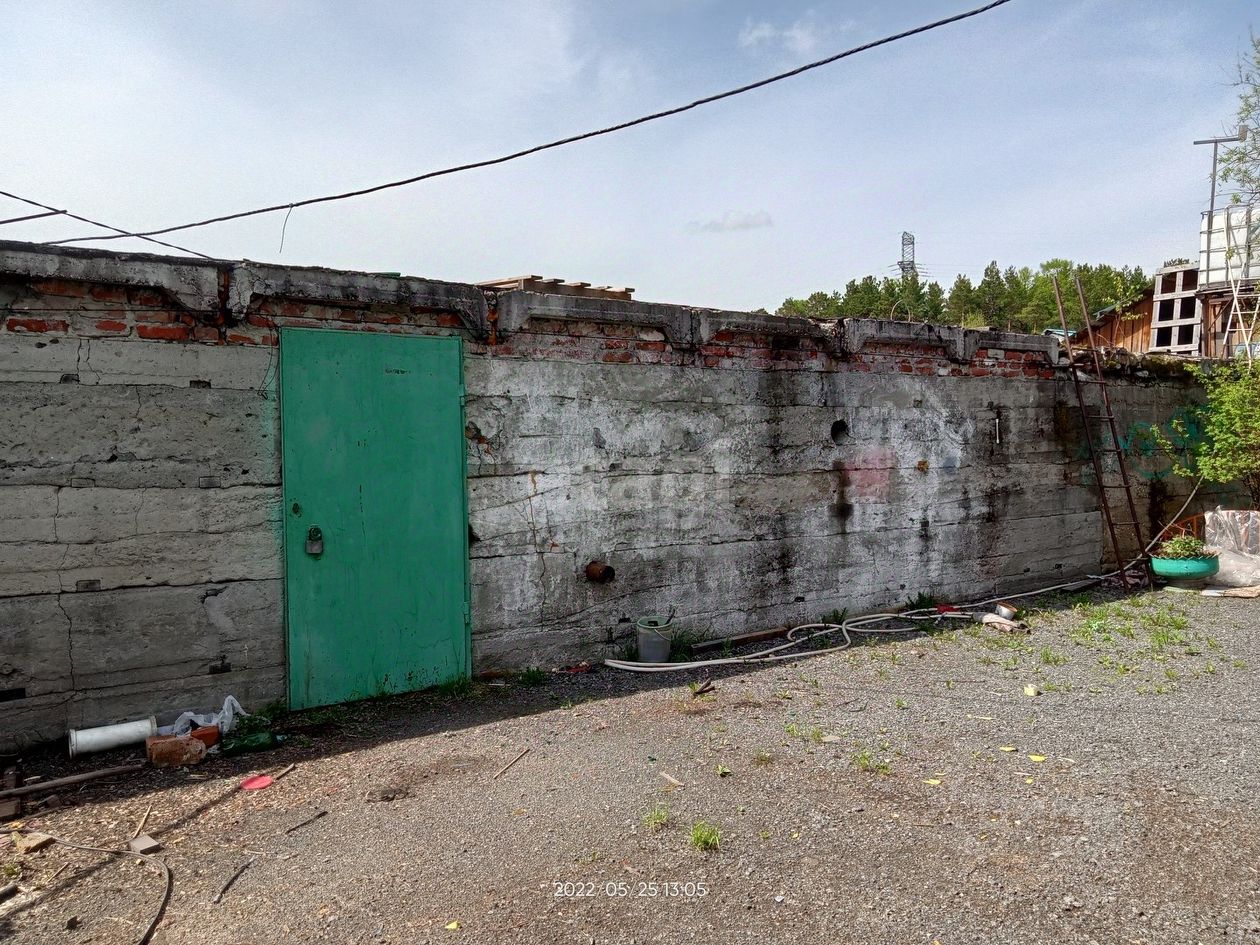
738,12,852,58
692,210,774,233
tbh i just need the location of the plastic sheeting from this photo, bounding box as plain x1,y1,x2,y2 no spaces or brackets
1204,509,1260,587
156,695,249,737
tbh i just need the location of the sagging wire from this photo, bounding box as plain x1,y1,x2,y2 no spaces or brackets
607,479,1206,675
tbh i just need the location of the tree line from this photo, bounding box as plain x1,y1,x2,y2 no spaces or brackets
775,259,1151,334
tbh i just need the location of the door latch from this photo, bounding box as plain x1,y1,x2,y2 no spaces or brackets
305,525,324,557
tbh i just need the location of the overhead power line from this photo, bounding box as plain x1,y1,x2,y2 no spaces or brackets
45,0,1014,248
0,189,212,258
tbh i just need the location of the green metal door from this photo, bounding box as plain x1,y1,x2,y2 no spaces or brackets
280,329,469,709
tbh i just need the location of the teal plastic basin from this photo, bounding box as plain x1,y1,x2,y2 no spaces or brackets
1150,555,1220,581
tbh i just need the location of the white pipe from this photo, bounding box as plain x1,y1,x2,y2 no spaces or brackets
68,716,156,757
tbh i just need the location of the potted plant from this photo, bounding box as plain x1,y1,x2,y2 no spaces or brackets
1150,534,1220,583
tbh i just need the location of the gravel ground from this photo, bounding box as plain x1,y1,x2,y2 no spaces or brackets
3,587,1260,944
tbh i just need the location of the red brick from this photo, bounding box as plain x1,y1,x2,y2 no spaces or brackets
6,317,68,333
602,351,632,363
30,278,86,298
603,339,628,350
146,734,206,768
89,284,128,304
127,287,166,307
193,326,222,343
226,331,277,346
712,330,736,343
635,340,666,352
435,313,463,328
95,319,128,333
137,324,190,341
135,310,176,324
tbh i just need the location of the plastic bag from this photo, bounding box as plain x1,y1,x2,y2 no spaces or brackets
157,695,249,737
1204,509,1260,587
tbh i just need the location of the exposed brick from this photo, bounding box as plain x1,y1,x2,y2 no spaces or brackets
603,339,629,350
89,284,128,304
135,310,177,324
193,326,223,343
30,278,86,298
435,313,464,328
127,287,166,307
601,351,632,363
635,340,667,352
95,319,128,333
6,317,68,333
137,323,191,341
226,331,278,346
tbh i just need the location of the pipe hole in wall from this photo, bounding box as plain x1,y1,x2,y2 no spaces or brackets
585,560,615,584
830,419,849,443
0,688,27,703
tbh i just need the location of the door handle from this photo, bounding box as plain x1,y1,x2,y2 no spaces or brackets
305,526,324,556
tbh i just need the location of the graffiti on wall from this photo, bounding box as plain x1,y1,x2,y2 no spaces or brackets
1078,406,1203,481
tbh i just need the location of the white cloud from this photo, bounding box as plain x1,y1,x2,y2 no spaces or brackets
738,12,851,59
692,210,774,233
738,20,778,49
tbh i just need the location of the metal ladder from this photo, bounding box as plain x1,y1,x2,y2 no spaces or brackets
1053,274,1151,588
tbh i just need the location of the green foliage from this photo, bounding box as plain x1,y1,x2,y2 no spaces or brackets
778,258,1147,332
1220,34,1260,208
517,667,548,686
1158,363,1260,507
688,821,721,851
642,804,671,832
1154,535,1213,560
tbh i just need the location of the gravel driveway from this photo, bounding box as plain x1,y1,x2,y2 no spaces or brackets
3,588,1259,944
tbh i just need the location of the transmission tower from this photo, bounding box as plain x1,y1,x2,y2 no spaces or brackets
897,231,918,280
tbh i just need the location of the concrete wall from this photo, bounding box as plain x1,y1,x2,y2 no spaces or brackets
0,242,1207,748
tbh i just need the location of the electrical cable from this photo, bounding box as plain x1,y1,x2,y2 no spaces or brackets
6,827,172,945
44,0,1015,247
0,190,212,259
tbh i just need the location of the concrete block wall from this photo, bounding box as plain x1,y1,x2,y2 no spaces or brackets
0,241,1204,748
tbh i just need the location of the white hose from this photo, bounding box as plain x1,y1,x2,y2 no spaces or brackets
605,480,1204,675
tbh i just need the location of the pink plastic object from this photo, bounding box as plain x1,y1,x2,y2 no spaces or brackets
240,774,274,791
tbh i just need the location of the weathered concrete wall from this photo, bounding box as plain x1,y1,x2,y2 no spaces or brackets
0,241,1206,748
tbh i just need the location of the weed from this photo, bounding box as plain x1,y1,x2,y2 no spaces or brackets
436,676,474,699
234,699,287,737
904,591,938,611
1233,658,1247,669
669,628,710,662
945,679,956,690
689,821,721,852
784,722,803,738
2,862,19,880
894,698,908,710
716,764,732,778
642,805,671,832
752,751,774,767
820,608,848,626
1039,647,1068,667
758,829,772,841
1205,662,1217,675
518,667,548,686
851,747,891,775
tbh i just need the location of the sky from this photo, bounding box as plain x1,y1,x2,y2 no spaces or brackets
0,0,1254,311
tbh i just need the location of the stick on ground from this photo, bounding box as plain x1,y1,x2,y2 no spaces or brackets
492,747,530,780
211,857,256,904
